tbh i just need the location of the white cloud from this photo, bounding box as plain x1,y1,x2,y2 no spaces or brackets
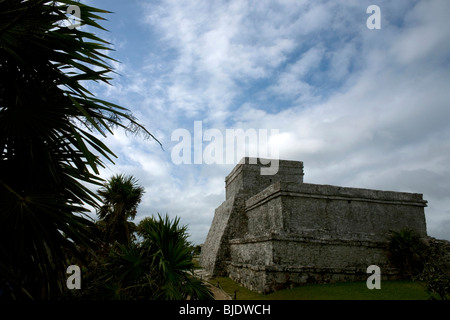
86,0,450,243
390,0,450,66
269,46,325,101
215,1,450,241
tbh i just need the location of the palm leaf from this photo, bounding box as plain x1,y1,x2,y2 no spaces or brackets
0,0,159,299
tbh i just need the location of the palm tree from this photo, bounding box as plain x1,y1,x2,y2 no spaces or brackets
97,174,145,246
0,1,159,299
137,214,212,300
89,214,213,300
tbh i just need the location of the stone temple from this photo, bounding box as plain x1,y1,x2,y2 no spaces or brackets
200,157,428,293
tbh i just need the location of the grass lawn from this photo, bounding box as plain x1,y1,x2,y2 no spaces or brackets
208,277,434,300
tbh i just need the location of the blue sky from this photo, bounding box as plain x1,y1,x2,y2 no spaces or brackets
80,0,450,244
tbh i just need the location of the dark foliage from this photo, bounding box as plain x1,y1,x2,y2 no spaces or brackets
387,229,450,300
0,0,157,299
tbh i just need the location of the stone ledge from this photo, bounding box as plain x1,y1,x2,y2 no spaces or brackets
245,181,427,211
226,261,400,275
228,232,388,248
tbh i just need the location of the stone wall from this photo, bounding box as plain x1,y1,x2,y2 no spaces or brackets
225,263,402,293
199,195,235,275
243,181,427,241
201,158,305,276
200,158,428,293
225,157,303,200
227,236,402,293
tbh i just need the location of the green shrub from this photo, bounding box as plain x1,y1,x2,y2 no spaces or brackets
387,229,450,300
387,229,428,277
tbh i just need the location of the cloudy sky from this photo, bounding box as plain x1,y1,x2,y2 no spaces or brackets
80,0,450,243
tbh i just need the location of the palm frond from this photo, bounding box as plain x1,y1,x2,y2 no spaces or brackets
0,0,159,299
